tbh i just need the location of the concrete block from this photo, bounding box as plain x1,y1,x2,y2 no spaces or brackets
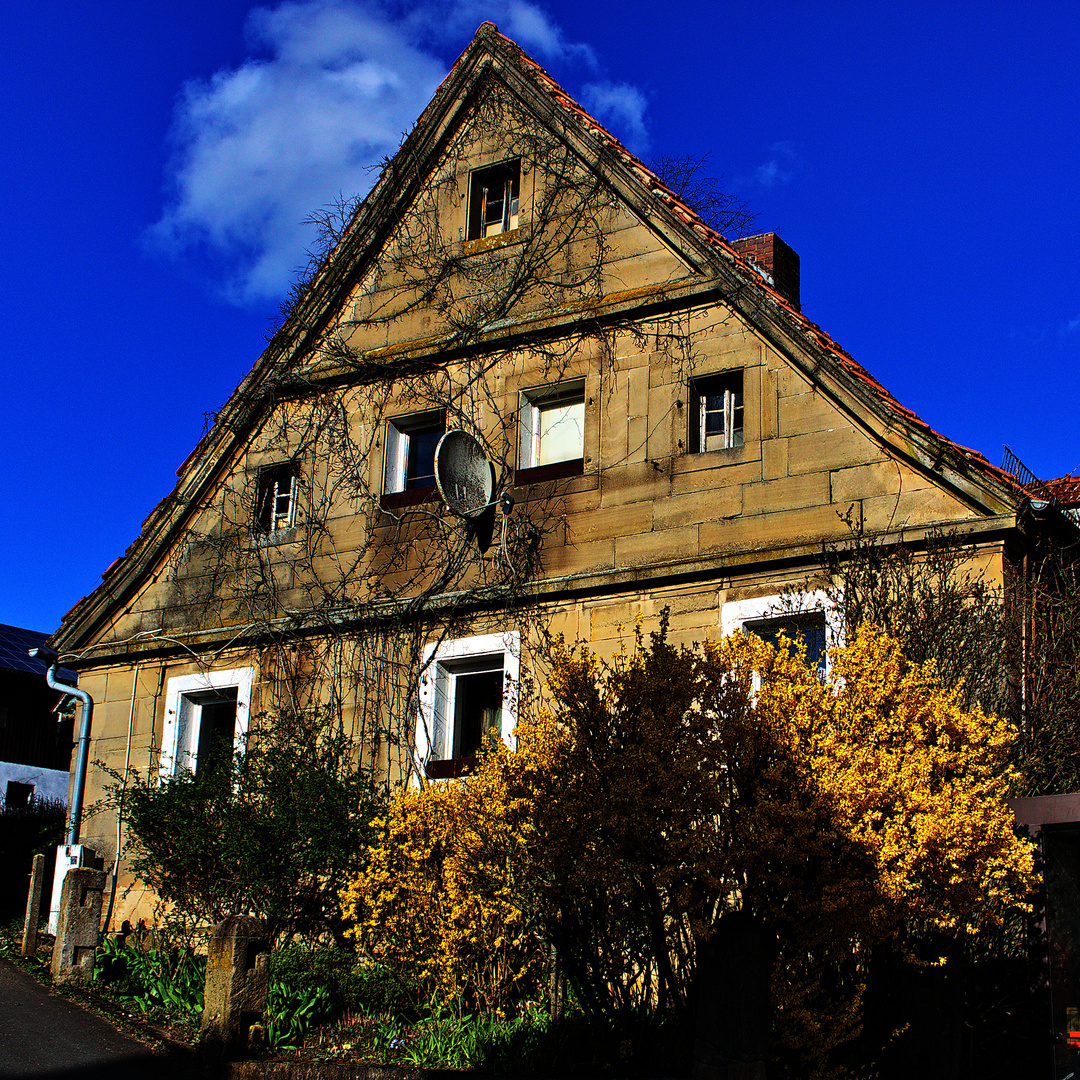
777,365,810,397
567,501,652,544
600,462,671,509
599,378,628,469
626,415,649,464
671,456,761,494
761,437,788,480
615,523,699,566
759,367,778,441
701,503,857,555
201,916,271,1058
21,853,45,958
627,365,649,416
830,459,903,503
742,472,830,516
787,426,880,475
544,537,616,576
862,488,972,532
51,867,105,985
653,486,742,530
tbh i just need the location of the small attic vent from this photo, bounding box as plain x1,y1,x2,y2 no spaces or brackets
732,233,800,311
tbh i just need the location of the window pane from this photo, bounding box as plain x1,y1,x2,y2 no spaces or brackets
538,400,584,465
746,614,827,674
195,689,239,776
405,427,442,489
452,667,504,757
703,392,726,436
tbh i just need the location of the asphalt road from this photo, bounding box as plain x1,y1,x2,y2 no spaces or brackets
0,957,199,1079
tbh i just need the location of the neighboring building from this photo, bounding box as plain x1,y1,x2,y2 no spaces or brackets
51,24,1044,926
0,623,75,806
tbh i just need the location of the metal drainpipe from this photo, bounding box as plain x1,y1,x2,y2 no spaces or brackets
45,664,93,847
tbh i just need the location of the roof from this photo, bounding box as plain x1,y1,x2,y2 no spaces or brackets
0,623,78,683
1043,476,1080,507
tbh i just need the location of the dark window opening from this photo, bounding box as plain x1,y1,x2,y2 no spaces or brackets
191,688,239,777
468,160,520,240
451,665,504,759
4,780,34,808
405,425,442,490
745,613,827,674
691,373,743,452
256,465,295,533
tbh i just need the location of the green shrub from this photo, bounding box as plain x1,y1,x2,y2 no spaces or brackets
266,978,334,1050
270,943,419,1016
94,934,206,1021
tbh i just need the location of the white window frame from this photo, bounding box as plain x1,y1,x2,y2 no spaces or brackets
416,631,520,772
384,412,444,494
518,381,586,469
694,372,744,452
721,590,842,676
159,667,254,777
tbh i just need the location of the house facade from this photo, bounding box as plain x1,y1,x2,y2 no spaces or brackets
51,24,1032,927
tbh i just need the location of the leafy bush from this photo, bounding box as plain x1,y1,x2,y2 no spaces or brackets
266,978,334,1050
93,935,339,1049
94,933,206,1021
346,619,1037,1074
270,943,419,1016
116,708,385,944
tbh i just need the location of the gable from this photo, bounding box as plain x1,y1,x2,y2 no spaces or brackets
53,23,1024,655
306,78,700,371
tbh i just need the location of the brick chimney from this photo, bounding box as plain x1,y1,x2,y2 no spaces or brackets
731,233,800,311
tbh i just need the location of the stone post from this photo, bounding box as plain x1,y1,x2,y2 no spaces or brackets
200,916,270,1059
50,867,105,984
21,853,45,958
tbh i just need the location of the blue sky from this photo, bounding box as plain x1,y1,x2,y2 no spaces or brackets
2,1,1078,633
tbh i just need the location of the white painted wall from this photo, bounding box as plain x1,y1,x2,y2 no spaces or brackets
0,760,70,805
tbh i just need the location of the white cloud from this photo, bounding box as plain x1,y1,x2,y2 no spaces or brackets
753,141,800,188
150,0,619,303
580,81,650,156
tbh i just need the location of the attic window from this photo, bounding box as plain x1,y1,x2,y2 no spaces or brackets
468,160,520,239
255,465,296,533
691,373,743,452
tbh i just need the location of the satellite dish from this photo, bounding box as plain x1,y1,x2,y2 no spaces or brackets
434,429,494,518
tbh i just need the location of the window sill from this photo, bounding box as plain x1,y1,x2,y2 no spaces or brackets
462,229,521,256
251,526,300,548
514,459,585,486
380,486,440,511
425,756,479,780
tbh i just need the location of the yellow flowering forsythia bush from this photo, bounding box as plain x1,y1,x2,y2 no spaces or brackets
343,620,1034,1069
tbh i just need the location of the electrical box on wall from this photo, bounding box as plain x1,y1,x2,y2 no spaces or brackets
47,844,96,936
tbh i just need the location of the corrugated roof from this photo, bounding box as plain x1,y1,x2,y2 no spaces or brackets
0,623,78,683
